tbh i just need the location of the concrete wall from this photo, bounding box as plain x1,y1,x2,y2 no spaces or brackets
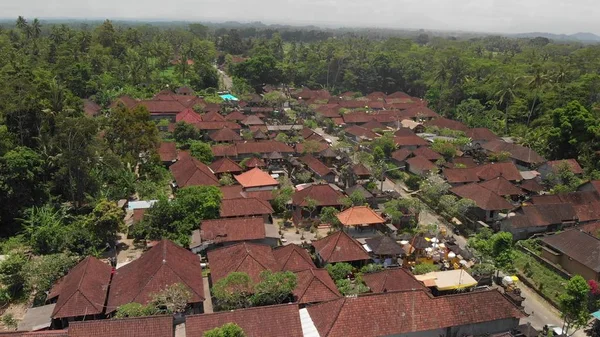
244,185,277,192
557,253,599,281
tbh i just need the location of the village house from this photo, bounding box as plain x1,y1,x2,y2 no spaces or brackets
169,152,219,188
311,230,371,266
298,155,336,183
48,257,113,328
406,155,437,176
482,140,546,169
208,127,242,143
158,142,177,165
191,217,278,253
106,240,205,315
393,134,429,150
219,197,274,223
207,242,280,284
450,183,513,222
273,244,317,272
540,229,600,281
208,157,243,177
336,206,386,230
500,203,577,240
69,316,174,337
362,268,428,293
234,167,279,191
292,269,341,305
538,159,584,180
343,125,379,143
292,183,345,225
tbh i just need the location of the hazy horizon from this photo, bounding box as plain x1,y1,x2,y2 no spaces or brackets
2,0,600,36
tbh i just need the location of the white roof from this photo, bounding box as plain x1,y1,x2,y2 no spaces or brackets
299,308,320,337
17,303,55,331
127,200,158,210
414,269,477,291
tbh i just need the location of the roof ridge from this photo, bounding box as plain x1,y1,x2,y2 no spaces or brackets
128,243,170,304
163,262,205,300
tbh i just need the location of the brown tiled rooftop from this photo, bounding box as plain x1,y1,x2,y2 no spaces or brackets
273,244,316,272
292,184,345,207
208,128,242,142
299,155,332,177
207,242,280,283
234,167,279,188
312,230,370,263
158,142,177,162
336,206,385,226
209,157,243,175
200,217,265,243
362,268,428,293
450,183,513,211
68,315,174,337
293,269,341,304
169,152,219,187
220,198,273,218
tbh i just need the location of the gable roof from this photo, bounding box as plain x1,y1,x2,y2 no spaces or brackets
209,157,243,175
545,159,584,175
138,100,185,114
343,125,379,140
426,117,468,132
306,289,524,337
466,128,499,142
362,268,428,293
158,142,177,162
235,167,279,188
412,146,442,161
169,152,219,187
176,108,203,124
311,230,370,263
207,242,280,283
242,115,265,126
364,236,404,255
225,110,246,121
450,183,513,211
244,157,266,168
201,217,266,243
194,121,241,130
69,315,174,337
391,149,412,162
394,135,429,147
209,128,242,142
352,163,371,176
443,162,522,184
520,179,545,193
406,155,437,172
296,141,330,154
220,198,274,218
202,111,226,122
478,177,524,196
51,257,112,319
508,203,577,229
185,304,303,337
219,185,244,199
83,99,101,117
299,155,333,177
361,120,388,131
542,229,600,272
336,206,385,226
272,244,316,272
236,141,295,155
293,269,341,304
106,240,204,313
482,140,545,165
292,184,345,207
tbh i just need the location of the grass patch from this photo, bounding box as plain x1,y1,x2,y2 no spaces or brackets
514,250,567,304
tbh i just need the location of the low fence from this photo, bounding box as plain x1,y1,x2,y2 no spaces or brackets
516,245,571,280
515,271,561,309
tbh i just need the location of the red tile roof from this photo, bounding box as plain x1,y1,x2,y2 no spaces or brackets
362,268,428,293
466,128,499,142
393,135,429,147
520,179,545,193
344,125,379,140
212,144,238,157
209,157,243,175
111,95,138,109
292,184,345,207
312,230,370,263
443,162,522,184
83,99,101,117
201,217,265,243
202,111,226,122
386,91,413,99
391,149,412,162
138,100,185,114
336,206,385,226
296,141,330,154
293,269,341,304
482,140,545,165
106,240,204,313
158,142,177,162
361,120,388,131
236,141,294,155
51,257,112,319
225,110,246,121
69,315,174,337
169,152,219,187
209,128,242,142
367,92,387,100
244,157,266,168
185,304,303,337
235,168,279,188
273,244,316,272
412,147,442,161
541,229,600,272
401,106,439,119
450,183,513,211
307,289,524,337
479,177,524,196
194,121,241,130
352,163,371,177
207,242,280,283
509,203,577,229
426,117,469,132
244,190,275,201
219,185,244,199
241,115,265,126
220,198,274,218
545,159,584,175
299,155,333,177
176,108,203,123
406,155,437,172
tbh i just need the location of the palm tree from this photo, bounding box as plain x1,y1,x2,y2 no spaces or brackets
495,75,521,135
15,16,27,31
526,66,551,126
31,18,41,39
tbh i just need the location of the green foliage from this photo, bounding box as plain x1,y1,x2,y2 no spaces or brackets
105,104,159,165
491,232,515,274
404,175,422,191
412,263,441,275
326,262,353,281
487,151,511,162
545,160,584,193
189,140,214,164
320,207,341,228
470,263,495,276
0,253,28,300
132,186,222,246
114,303,159,319
370,133,396,157
204,323,246,337
271,186,293,214
547,100,599,160
219,173,235,186
1,313,17,329
373,146,385,162
559,275,591,335
151,283,193,314
212,272,254,310
360,263,383,274
250,270,297,306
335,278,370,296
22,253,79,303
174,122,201,143
419,174,450,205
431,140,457,160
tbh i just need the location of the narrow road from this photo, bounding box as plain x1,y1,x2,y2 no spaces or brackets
214,65,233,91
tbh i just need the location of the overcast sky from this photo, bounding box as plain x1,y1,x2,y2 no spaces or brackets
2,0,600,35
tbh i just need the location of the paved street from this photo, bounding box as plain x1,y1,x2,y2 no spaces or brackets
313,127,581,336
